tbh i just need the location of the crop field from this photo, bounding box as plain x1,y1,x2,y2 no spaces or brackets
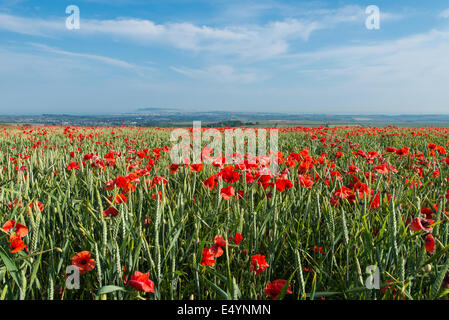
1,125,449,300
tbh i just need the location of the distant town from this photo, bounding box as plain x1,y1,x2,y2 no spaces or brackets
1,109,449,127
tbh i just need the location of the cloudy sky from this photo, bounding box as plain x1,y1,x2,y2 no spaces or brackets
1,0,449,114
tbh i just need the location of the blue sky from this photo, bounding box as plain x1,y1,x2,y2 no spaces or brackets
1,0,449,114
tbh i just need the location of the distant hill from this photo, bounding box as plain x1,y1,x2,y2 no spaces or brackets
2,111,449,127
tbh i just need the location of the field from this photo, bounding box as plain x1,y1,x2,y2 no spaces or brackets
1,125,449,300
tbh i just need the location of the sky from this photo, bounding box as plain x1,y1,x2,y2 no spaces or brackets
1,0,449,115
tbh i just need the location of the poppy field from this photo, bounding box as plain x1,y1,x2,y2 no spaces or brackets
1,125,449,300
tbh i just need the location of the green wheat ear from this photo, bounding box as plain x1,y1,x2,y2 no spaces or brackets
95,243,102,287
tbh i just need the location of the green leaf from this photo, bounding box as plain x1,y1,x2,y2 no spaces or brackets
0,247,21,288
431,258,449,299
97,285,127,296
203,278,230,300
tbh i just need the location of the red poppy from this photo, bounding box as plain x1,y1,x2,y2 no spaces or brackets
108,193,129,204
203,175,218,190
201,248,215,266
168,163,179,174
71,251,96,274
214,235,227,247
152,191,163,201
396,147,410,156
209,243,223,258
425,234,436,254
421,207,434,219
249,254,269,275
409,217,434,233
28,201,44,212
220,186,235,200
369,193,380,209
275,178,293,192
2,220,29,238
220,166,240,184
8,198,23,210
9,235,28,253
102,207,118,217
127,271,155,293
190,163,204,172
385,146,397,153
264,279,292,300
333,186,352,199
232,233,243,245
298,175,313,188
67,162,79,171
373,164,389,174
335,152,344,159
428,143,437,150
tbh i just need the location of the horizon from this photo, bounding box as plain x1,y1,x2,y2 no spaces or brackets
4,110,449,116
5,111,449,117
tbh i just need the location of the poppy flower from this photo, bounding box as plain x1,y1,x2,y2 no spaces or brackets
71,251,96,274
209,243,223,258
9,235,28,253
214,235,227,247
220,166,240,184
249,254,269,275
232,233,243,245
168,163,179,174
333,186,352,199
396,147,410,156
421,207,434,219
127,271,155,293
373,164,389,174
190,163,204,172
28,201,44,212
220,186,235,200
67,162,79,171
203,175,218,190
409,217,434,233
369,193,380,209
386,146,397,153
152,191,163,201
275,178,293,192
335,152,344,159
425,234,436,254
114,176,129,189
8,198,23,210
102,207,118,217
108,193,129,204
298,175,313,188
2,220,29,238
201,248,215,266
264,279,292,300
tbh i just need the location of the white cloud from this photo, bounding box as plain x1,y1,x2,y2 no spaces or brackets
0,5,404,60
440,8,449,18
71,17,321,59
0,10,377,60
29,43,141,72
0,12,63,36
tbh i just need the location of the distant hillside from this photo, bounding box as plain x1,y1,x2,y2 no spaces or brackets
2,111,449,127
